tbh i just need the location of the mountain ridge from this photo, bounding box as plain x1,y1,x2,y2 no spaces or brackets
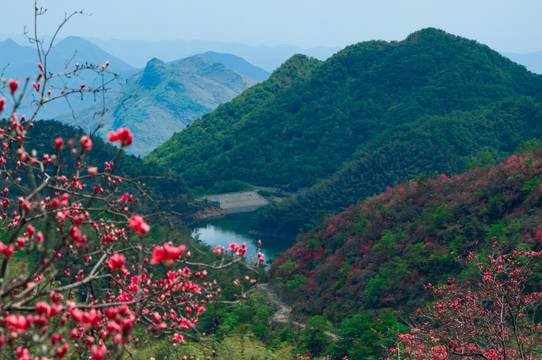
199,51,270,81
85,37,339,71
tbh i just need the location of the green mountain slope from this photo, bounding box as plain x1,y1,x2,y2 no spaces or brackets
145,54,321,190
269,139,542,324
260,96,542,232
148,28,542,214
27,120,196,216
60,56,258,156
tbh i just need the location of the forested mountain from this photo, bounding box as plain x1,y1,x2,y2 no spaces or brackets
261,96,542,231
148,28,542,231
145,53,322,189
59,55,259,156
268,140,542,357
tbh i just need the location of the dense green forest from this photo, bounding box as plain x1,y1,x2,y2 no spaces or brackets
269,139,542,358
260,96,542,232
147,28,542,233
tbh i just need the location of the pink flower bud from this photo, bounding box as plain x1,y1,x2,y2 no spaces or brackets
79,135,92,151
8,79,18,94
53,138,64,150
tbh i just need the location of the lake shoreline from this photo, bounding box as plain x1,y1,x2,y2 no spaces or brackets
203,191,269,213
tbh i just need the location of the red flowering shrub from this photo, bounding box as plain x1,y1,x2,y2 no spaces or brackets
390,243,542,360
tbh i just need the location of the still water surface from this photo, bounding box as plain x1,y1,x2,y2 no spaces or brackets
190,212,295,266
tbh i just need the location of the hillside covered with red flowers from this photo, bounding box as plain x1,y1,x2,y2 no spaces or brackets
270,139,542,323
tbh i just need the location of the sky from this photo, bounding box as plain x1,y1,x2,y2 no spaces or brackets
2,0,542,54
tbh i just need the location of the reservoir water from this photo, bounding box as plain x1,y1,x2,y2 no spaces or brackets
190,211,295,267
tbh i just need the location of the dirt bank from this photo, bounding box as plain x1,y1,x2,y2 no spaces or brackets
204,191,269,213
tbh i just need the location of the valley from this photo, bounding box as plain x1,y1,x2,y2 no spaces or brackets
4,15,542,359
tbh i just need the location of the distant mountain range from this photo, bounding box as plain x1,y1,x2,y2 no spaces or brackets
0,36,136,119
503,51,542,74
1,36,269,156
84,38,340,72
58,55,259,156
199,51,270,81
3,34,541,74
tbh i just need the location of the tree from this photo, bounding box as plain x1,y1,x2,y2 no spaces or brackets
0,2,262,359
390,243,542,360
298,316,333,357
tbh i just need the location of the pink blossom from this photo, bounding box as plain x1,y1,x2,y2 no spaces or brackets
0,241,14,258
108,253,126,271
79,135,92,151
53,138,64,150
129,215,150,234
151,242,186,264
108,128,133,147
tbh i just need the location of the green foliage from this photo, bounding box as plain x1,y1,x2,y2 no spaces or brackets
328,311,409,360
278,260,297,272
201,291,274,341
208,179,252,194
286,274,308,291
260,96,542,233
467,149,498,169
364,269,391,306
132,334,295,360
298,316,333,357
306,238,321,249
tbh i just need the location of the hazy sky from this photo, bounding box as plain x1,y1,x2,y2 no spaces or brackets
2,0,542,53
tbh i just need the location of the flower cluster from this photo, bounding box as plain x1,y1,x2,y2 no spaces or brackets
391,246,542,360
108,127,133,147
